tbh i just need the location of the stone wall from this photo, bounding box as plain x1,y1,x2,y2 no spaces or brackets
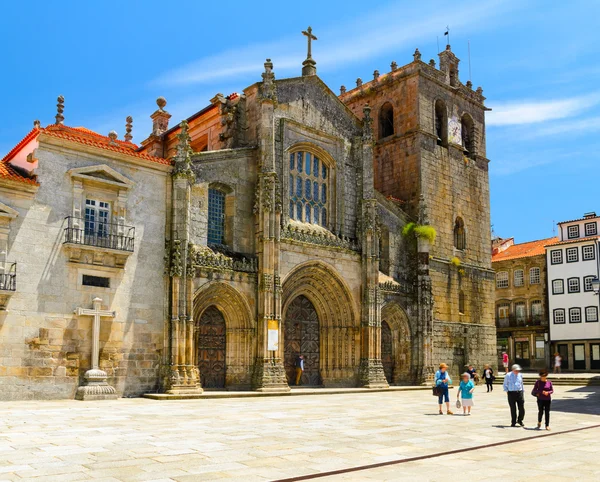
0,142,168,400
433,321,497,380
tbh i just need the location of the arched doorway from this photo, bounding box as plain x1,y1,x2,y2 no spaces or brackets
197,306,226,388
382,303,412,384
284,295,321,386
381,320,394,383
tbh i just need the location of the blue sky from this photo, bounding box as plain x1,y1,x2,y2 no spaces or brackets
2,0,598,243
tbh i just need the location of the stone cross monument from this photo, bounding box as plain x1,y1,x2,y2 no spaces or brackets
74,297,118,400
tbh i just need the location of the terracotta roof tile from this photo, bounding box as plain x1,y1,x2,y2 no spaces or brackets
544,235,600,247
0,160,39,186
492,237,558,262
41,125,171,165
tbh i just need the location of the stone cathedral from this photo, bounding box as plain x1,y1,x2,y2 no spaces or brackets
0,32,496,400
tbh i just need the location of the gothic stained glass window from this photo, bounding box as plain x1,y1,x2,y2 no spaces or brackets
288,150,330,227
207,188,225,245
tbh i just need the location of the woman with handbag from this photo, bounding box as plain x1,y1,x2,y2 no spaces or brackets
532,369,554,430
483,364,495,392
457,372,475,415
434,363,453,415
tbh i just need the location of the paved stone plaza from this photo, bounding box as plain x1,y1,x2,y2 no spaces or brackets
0,386,598,481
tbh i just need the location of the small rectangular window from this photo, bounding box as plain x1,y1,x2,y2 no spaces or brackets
569,308,581,323
82,275,110,288
515,302,526,322
566,247,578,263
552,279,564,295
496,271,509,289
584,276,595,292
553,309,565,324
529,267,540,285
582,245,595,261
550,250,562,265
568,277,580,293
585,222,597,236
513,269,524,287
568,225,580,239
586,306,598,322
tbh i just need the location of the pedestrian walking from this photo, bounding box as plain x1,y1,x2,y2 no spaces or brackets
503,364,525,427
466,365,478,385
553,352,562,374
295,355,304,386
483,364,495,392
457,373,475,415
434,363,453,415
532,369,554,431
502,352,509,374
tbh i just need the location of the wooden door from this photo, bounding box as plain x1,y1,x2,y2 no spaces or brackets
197,306,226,389
284,295,321,386
381,320,394,384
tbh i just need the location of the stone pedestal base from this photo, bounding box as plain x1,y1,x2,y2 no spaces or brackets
75,369,118,401
252,357,290,392
358,358,389,388
163,365,203,395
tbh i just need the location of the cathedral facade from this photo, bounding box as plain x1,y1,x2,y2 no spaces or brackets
0,38,496,400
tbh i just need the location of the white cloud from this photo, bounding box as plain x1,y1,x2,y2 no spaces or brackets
487,92,600,126
490,148,582,176
153,0,517,87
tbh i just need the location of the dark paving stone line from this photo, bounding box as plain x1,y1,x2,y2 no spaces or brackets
272,424,600,481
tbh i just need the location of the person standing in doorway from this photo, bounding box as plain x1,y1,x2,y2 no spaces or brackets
295,355,304,386
484,364,495,392
435,363,453,415
502,352,509,374
503,364,525,427
553,352,562,374
532,369,554,431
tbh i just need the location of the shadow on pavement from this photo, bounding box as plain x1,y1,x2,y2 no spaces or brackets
550,386,600,415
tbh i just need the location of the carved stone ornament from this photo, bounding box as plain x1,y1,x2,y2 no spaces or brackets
172,120,195,183
362,104,373,141
55,95,65,125
169,240,183,277
260,59,277,102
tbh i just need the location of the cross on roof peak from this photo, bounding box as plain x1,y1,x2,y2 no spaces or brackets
301,26,318,76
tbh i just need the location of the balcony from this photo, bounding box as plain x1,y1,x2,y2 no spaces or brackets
63,216,135,269
0,262,16,310
496,315,548,329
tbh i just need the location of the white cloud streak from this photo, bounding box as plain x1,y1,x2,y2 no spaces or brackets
487,92,600,126
153,0,516,87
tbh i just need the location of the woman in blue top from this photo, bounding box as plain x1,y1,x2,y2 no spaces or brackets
435,363,453,415
457,372,475,415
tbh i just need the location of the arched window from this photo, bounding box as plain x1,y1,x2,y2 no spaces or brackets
461,114,475,157
379,102,394,139
207,188,226,246
459,291,465,314
434,100,448,147
288,150,330,228
454,217,466,250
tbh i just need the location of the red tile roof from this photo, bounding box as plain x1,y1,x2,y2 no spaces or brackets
41,125,171,165
544,235,600,247
492,237,558,262
0,160,39,186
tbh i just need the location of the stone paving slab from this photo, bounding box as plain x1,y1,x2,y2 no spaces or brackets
0,385,597,481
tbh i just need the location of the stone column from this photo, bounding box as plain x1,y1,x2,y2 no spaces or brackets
416,197,435,385
252,60,289,392
163,121,202,395
357,105,388,388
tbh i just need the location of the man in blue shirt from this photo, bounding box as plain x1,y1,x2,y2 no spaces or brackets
503,364,525,427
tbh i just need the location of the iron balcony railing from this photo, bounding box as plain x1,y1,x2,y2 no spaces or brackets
0,262,16,291
496,315,547,328
63,216,135,252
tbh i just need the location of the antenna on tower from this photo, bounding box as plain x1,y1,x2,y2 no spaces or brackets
552,220,556,236
468,40,472,81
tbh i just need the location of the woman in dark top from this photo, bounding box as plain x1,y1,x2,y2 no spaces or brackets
532,369,554,430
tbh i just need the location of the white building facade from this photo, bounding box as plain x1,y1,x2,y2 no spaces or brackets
546,213,600,371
